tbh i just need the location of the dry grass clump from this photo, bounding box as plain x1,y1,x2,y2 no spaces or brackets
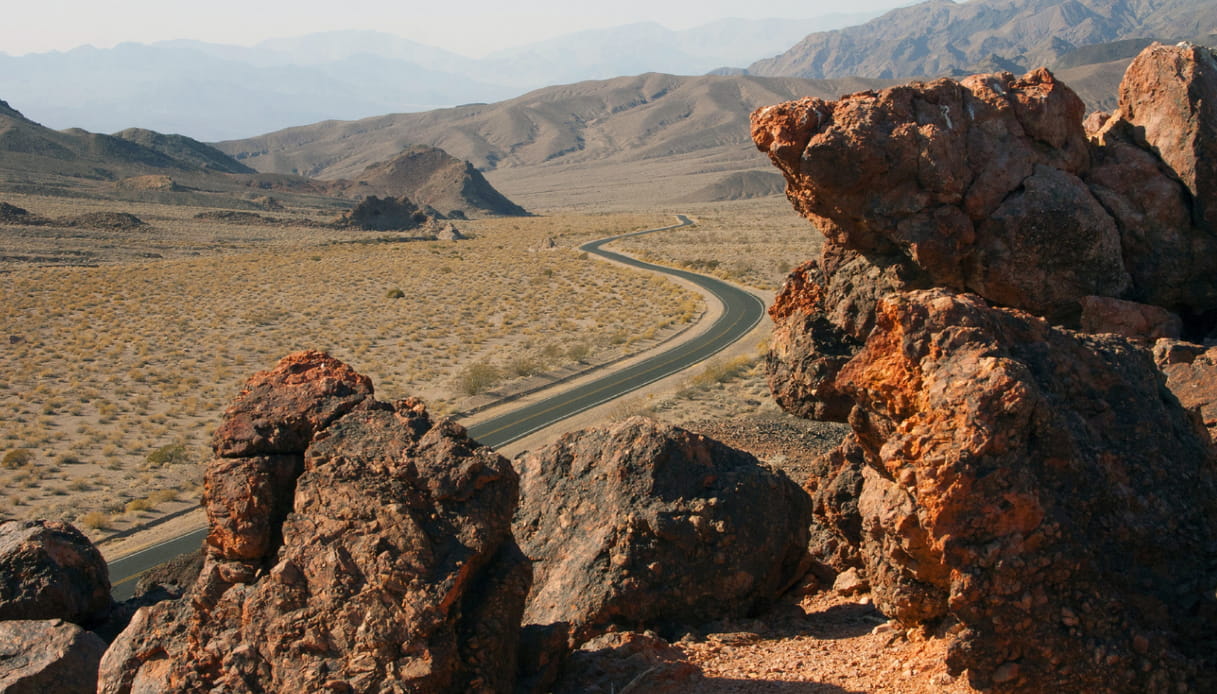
0,198,700,537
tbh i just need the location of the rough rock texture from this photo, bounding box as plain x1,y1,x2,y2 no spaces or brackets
0,519,111,625
0,619,107,694
1155,340,1217,441
337,195,428,231
99,351,530,694
1118,43,1217,234
752,44,1217,330
547,631,700,694
515,417,811,650
811,290,1217,691
753,43,1217,693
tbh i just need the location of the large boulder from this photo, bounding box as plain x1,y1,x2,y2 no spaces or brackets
0,619,107,694
811,289,1217,691
515,417,811,648
99,352,530,694
0,519,111,625
1118,43,1217,234
753,44,1217,331
1155,340,1217,442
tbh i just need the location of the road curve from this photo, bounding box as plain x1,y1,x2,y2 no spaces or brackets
466,215,765,448
107,215,766,599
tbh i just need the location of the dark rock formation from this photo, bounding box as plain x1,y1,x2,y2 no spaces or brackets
515,417,810,650
99,351,530,694
0,619,108,694
752,42,1217,693
336,195,428,231
0,519,111,626
347,145,528,218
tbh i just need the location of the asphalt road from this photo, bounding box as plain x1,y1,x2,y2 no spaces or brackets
107,215,766,600
466,215,765,448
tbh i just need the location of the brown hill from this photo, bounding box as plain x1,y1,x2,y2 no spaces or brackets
215,73,892,209
748,0,1217,81
678,170,785,202
341,146,527,217
0,99,252,180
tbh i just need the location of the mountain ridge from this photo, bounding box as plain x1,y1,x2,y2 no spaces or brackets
748,0,1217,79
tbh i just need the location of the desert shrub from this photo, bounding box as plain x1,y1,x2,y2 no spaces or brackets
567,342,591,362
687,355,755,391
1,449,32,469
386,288,405,299
79,511,111,530
458,362,501,396
508,356,543,377
146,443,190,467
125,498,151,514
149,488,178,504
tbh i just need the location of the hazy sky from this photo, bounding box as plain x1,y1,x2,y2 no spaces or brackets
1,0,916,57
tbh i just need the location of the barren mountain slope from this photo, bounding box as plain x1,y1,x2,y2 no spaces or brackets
748,0,1217,80
217,73,890,181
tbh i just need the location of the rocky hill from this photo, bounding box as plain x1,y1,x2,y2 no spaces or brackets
748,0,1217,80
340,146,527,217
0,99,253,180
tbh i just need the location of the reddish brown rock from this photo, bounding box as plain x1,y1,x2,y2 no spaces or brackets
1079,295,1182,341
753,45,1217,328
752,68,1127,322
0,520,111,626
833,289,1217,691
1118,43,1217,233
337,194,428,231
1155,341,1217,442
0,619,107,694
100,352,530,694
515,417,810,648
211,349,373,458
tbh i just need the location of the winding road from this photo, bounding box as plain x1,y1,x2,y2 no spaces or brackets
107,215,766,599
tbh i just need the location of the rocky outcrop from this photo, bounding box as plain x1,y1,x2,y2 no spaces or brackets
0,619,108,694
346,146,528,218
753,43,1217,334
99,351,530,694
753,43,1217,693
842,290,1217,690
336,195,428,231
515,418,810,653
0,520,111,626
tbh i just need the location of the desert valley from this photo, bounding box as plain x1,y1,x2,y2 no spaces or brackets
3,0,1217,692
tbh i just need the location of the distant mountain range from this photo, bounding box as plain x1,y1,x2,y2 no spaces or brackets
748,0,1217,79
0,14,873,141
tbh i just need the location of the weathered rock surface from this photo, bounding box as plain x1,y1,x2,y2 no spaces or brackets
0,619,107,694
752,43,1217,330
547,631,700,694
515,417,811,650
753,43,1217,693
99,351,530,694
1155,340,1217,441
0,519,111,625
1118,43,1217,234
809,289,1217,691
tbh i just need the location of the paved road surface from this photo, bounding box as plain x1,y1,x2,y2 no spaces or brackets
107,215,766,599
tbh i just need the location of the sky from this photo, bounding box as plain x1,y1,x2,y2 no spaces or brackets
1,0,916,58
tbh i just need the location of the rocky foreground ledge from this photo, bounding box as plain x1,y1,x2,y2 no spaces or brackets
2,351,810,693
753,42,1217,692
